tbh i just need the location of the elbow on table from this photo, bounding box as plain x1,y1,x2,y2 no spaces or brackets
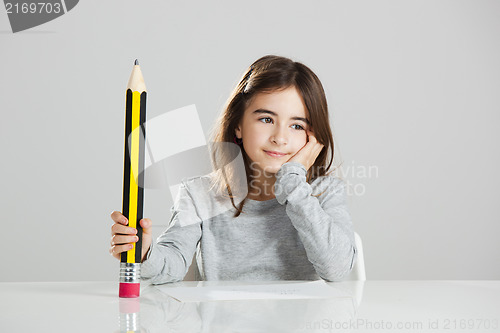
146,270,185,285
144,259,189,285
319,269,351,282
319,245,357,282
149,276,184,285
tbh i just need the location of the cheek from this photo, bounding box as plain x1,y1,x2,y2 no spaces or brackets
241,131,261,151
293,134,308,149
243,125,265,144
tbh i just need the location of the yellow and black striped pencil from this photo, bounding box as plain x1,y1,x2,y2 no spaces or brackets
119,59,147,298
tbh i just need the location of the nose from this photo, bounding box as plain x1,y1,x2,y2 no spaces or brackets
270,124,288,145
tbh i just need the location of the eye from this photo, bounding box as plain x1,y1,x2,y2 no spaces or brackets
258,117,273,124
291,124,305,130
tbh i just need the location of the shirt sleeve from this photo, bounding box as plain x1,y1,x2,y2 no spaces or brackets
274,161,357,282
140,181,202,285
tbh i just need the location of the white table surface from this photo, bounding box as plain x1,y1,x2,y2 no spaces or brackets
1,280,499,332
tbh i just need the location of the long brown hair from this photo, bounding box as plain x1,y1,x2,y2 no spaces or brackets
208,55,336,217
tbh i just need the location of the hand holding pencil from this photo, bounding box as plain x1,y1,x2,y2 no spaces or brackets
109,211,153,262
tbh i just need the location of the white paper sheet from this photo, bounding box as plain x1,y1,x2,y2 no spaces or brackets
156,280,351,302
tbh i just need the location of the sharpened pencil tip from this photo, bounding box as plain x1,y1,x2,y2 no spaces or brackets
134,59,139,66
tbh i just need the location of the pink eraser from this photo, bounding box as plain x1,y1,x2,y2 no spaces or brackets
119,283,140,298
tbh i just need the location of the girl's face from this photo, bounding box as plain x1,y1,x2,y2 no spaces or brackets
235,86,310,176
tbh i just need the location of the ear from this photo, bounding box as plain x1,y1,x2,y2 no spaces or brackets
234,125,242,139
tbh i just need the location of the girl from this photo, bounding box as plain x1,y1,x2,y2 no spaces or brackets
109,55,357,283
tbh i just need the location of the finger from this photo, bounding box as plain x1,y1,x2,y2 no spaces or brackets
110,211,128,225
109,246,120,260
312,144,323,157
111,234,139,246
308,132,317,143
139,218,151,228
110,243,134,257
111,223,138,236
306,139,318,150
140,218,153,234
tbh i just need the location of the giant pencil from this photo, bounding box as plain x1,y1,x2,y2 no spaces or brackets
119,59,147,298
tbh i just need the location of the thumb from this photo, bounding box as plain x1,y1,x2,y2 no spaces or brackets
140,218,153,235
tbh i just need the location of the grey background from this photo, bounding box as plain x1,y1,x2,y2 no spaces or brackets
0,0,498,282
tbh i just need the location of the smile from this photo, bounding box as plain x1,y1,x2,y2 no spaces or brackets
264,150,287,157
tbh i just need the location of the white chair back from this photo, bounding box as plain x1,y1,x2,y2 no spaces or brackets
345,232,366,281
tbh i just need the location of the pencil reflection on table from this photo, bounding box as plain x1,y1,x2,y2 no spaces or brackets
114,281,364,332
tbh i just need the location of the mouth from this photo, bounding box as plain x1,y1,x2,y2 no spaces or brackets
264,150,287,158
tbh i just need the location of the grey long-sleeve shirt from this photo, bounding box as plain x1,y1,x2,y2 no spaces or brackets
141,161,357,284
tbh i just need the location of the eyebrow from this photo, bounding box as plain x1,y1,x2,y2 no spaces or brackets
252,109,310,125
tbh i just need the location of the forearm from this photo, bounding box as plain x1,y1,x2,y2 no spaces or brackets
275,162,357,281
285,199,356,281
140,242,190,284
141,220,202,284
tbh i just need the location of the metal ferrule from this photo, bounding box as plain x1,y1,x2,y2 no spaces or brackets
119,262,141,283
